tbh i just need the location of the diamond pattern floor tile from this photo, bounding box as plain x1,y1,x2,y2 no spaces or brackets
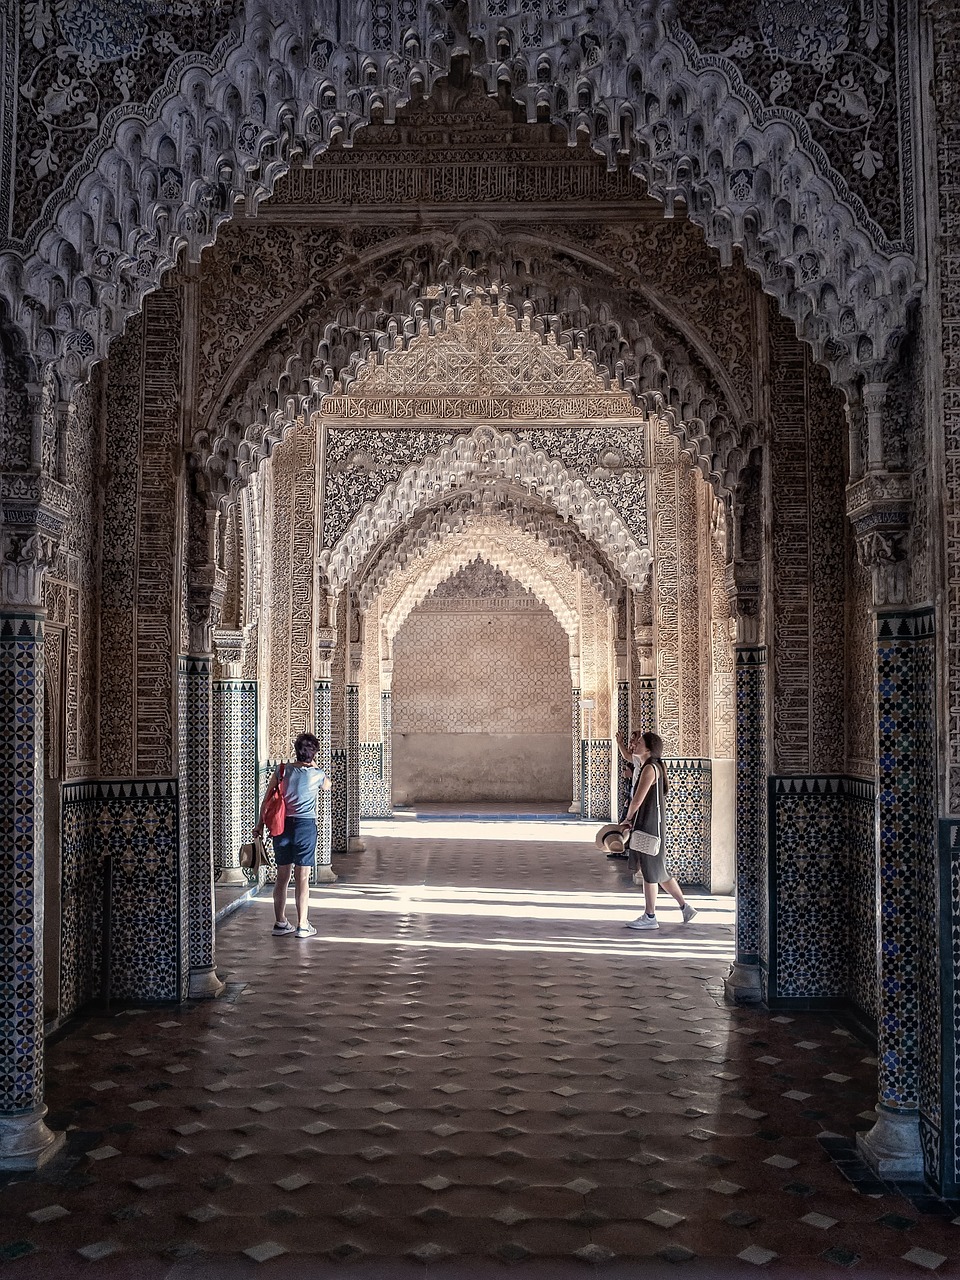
1,817,958,1278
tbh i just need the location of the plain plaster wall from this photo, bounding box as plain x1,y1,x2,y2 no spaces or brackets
392,731,572,803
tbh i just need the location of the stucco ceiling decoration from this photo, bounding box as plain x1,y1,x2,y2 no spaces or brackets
0,0,916,399
322,291,636,422
200,266,748,505
320,423,652,598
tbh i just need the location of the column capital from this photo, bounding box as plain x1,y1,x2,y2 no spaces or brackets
186,566,227,655
846,471,913,607
726,557,761,645
0,474,69,609
212,626,248,674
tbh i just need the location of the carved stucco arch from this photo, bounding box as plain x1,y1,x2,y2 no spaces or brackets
0,0,916,399
199,275,755,506
356,495,625,617
319,425,652,597
380,537,583,649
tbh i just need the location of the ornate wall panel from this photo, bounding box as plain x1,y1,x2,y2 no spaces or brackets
768,777,875,1006
59,787,103,1019
665,760,712,886
212,680,258,877
653,420,703,757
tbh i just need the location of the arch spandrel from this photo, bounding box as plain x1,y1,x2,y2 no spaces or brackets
0,0,917,395
319,422,652,598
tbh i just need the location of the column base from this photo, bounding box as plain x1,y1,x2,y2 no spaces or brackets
0,1105,65,1172
348,837,366,853
218,866,248,886
857,1106,925,1181
723,961,762,1004
315,863,338,884
188,966,226,999
569,801,581,814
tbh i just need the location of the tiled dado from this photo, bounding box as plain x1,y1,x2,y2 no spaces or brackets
61,780,186,1003
766,775,876,1021
616,681,630,817
359,742,391,817
579,738,612,821
211,680,258,878
663,758,711,886
636,675,656,733
314,680,333,868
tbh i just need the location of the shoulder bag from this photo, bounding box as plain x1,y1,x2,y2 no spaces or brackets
628,762,663,857
261,763,287,838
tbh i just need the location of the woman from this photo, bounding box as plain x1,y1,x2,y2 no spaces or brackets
618,731,697,930
255,731,332,939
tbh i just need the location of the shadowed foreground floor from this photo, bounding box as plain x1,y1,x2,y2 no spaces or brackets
0,818,956,1278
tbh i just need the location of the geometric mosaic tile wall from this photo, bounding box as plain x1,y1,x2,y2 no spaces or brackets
211,680,258,876
663,758,712,886
942,818,960,1197
767,776,876,1011
59,786,105,1018
61,779,185,1003
360,742,391,817
580,739,612,821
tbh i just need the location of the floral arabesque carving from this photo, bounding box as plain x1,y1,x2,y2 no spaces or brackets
0,0,916,401
319,425,652,598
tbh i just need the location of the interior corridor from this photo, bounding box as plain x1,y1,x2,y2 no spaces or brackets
1,821,956,1278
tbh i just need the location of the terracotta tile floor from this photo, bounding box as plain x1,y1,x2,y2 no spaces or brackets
3,818,959,1278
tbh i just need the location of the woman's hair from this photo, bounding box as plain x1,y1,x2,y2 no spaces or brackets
641,731,669,794
294,732,320,762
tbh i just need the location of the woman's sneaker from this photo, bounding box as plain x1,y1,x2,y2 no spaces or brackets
682,904,698,923
626,914,659,930
295,923,317,939
272,921,295,936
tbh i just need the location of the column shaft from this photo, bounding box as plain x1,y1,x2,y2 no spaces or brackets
0,614,63,1169
345,684,364,851
179,656,224,998
724,646,766,1004
314,680,336,882
570,688,582,814
858,608,936,1180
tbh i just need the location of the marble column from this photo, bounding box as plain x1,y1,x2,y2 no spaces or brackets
723,645,767,1004
331,748,349,855
0,488,65,1169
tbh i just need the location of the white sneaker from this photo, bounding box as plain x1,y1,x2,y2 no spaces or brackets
272,921,295,936
295,923,317,939
682,904,698,923
626,915,659,930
